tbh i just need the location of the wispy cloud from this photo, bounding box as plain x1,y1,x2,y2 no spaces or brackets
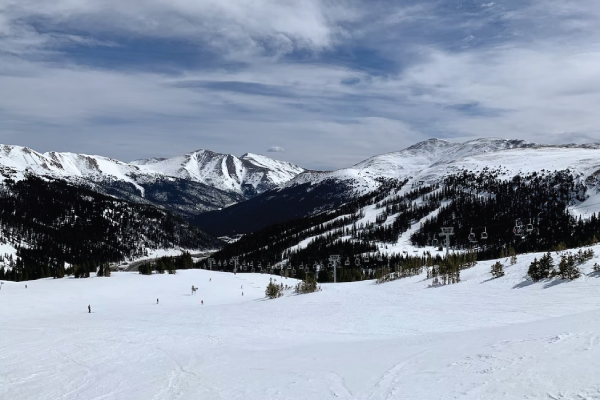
1,0,600,170
267,146,285,153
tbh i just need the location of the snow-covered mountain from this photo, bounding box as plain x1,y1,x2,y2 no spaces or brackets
288,138,541,192
195,138,600,236
0,145,305,215
131,149,305,196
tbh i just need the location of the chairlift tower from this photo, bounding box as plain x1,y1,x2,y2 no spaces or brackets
329,255,341,283
439,227,454,254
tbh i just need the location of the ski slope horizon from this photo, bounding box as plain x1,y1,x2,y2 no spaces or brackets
3,246,600,399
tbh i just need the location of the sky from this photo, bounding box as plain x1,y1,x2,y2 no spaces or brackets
1,1,600,171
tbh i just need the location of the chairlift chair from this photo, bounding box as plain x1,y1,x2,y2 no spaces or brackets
377,254,383,262
481,227,488,240
432,238,439,246
345,258,350,266
468,228,476,242
363,255,369,263
304,266,309,273
526,219,534,233
355,257,361,266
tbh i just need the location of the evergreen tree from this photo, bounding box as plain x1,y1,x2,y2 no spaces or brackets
528,258,543,282
490,261,504,278
559,254,581,280
538,253,555,278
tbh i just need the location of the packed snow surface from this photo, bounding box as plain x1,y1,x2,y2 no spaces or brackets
4,247,600,399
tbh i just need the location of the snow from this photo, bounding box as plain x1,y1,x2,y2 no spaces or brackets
286,138,600,199
131,149,305,195
4,247,600,399
0,145,304,197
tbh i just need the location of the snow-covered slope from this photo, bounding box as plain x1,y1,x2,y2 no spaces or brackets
0,145,305,214
4,247,600,399
288,138,600,194
132,149,305,195
195,138,600,236
288,138,539,192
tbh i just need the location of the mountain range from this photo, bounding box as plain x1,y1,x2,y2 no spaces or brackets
0,145,305,217
2,138,600,239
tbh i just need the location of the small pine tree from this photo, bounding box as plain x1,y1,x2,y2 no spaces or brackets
528,258,542,282
509,247,517,265
538,253,554,278
559,255,581,280
265,278,283,299
490,261,504,278
295,274,320,294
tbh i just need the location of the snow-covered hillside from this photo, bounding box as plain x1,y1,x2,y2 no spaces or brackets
131,149,305,195
3,247,600,399
288,138,600,194
0,144,305,214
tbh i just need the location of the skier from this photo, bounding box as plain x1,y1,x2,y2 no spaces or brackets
25,284,27,289
209,278,211,282
88,305,91,313
242,292,244,296
157,298,159,304
241,285,243,289
201,300,204,305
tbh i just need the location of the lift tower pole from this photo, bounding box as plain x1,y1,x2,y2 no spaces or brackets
329,255,341,283
439,227,455,255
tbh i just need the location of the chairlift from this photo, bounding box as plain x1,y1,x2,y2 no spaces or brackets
304,266,309,273
468,228,476,242
481,227,488,240
526,219,534,233
432,238,439,246
513,220,523,236
243,265,247,271
218,260,222,267
345,257,350,266
355,257,361,266
251,268,255,273
292,268,296,276
363,255,369,263
377,254,383,262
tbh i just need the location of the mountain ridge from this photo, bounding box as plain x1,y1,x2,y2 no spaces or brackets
0,144,305,215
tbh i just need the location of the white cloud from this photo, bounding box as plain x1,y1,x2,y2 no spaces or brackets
1,0,600,170
267,146,285,153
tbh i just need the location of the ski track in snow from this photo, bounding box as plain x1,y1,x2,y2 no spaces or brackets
4,248,600,399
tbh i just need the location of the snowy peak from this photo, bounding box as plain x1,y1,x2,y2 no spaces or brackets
133,149,305,195
287,138,583,193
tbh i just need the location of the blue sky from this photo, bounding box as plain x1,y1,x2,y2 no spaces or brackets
1,0,600,170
